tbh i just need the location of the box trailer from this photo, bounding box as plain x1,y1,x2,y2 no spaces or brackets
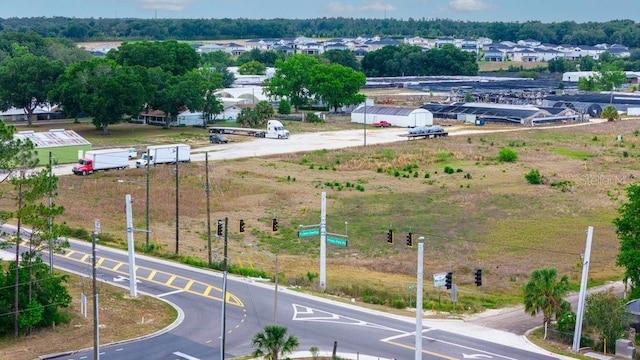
72,148,130,176
135,144,191,168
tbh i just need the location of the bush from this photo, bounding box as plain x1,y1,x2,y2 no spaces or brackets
444,166,454,174
305,112,323,123
278,99,291,115
498,147,518,162
525,169,542,184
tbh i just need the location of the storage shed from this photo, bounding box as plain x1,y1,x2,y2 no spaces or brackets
13,129,91,165
351,105,433,127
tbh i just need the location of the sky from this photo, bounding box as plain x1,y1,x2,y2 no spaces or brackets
1,0,637,23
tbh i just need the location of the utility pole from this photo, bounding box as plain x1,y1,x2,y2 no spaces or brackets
175,146,179,254
48,151,54,274
145,148,150,252
220,217,228,360
125,195,138,298
205,153,212,265
363,99,367,147
273,253,279,324
92,219,101,359
573,226,593,352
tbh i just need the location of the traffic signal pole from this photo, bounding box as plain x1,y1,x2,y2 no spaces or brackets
320,192,327,291
415,237,424,360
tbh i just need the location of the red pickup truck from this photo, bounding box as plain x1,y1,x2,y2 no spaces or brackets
373,120,392,127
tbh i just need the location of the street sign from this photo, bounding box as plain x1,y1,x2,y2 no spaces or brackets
326,237,347,247
433,272,447,287
94,219,101,234
298,228,319,237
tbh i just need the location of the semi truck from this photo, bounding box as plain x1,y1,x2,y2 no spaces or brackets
208,119,290,139
135,144,191,168
72,148,130,176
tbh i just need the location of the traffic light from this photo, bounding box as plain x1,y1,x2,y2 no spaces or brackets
272,218,278,232
386,229,393,244
217,219,223,236
475,269,482,287
406,232,413,247
445,272,453,290
239,219,245,233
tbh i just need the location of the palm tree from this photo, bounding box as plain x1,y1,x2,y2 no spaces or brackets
523,267,570,339
251,325,299,360
601,105,620,122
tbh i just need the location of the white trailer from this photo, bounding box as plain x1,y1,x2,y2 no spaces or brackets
135,144,191,168
208,119,290,139
72,148,130,175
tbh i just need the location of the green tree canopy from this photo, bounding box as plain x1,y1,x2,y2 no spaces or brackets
309,63,366,112
238,60,267,75
584,288,630,353
523,267,570,337
320,49,361,71
0,46,65,126
251,325,299,360
56,58,146,134
107,40,199,76
264,54,320,112
614,183,640,299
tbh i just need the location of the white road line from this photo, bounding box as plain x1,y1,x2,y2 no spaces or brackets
173,351,200,360
157,289,185,298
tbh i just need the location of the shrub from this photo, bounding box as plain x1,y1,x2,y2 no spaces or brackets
278,99,291,115
525,169,542,184
444,166,454,174
498,147,518,162
305,112,323,123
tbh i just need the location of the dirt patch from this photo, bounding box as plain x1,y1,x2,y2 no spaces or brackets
0,271,176,360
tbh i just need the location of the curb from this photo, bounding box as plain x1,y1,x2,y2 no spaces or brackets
35,274,185,359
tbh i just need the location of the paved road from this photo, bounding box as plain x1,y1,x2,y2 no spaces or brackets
1,234,568,360
466,281,625,335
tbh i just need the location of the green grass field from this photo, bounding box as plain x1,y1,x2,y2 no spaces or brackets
2,117,638,314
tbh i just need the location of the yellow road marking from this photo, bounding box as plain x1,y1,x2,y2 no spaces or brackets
54,250,244,307
184,279,194,291
384,340,458,360
79,254,89,262
167,275,177,286
64,250,76,258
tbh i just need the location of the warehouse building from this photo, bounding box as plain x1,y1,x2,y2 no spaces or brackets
351,105,433,127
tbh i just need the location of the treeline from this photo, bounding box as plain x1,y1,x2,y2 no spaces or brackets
1,17,640,47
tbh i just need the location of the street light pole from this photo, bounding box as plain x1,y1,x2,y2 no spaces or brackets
415,236,425,360
273,253,279,325
145,148,150,252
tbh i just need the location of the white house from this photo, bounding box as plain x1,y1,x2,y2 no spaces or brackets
351,105,433,128
176,110,204,126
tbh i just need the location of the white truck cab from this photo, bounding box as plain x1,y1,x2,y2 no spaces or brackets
265,120,290,139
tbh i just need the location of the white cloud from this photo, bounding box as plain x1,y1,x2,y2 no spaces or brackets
133,0,196,12
326,1,396,14
448,0,491,12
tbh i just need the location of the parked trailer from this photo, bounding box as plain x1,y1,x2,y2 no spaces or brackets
72,148,130,176
208,120,290,139
135,144,191,168
400,125,449,140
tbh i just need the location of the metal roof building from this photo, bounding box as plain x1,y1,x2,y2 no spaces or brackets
14,129,91,165
351,105,433,127
421,102,580,126
542,92,640,117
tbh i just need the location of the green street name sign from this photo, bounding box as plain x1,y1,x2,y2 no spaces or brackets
327,237,348,247
298,228,319,238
